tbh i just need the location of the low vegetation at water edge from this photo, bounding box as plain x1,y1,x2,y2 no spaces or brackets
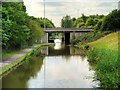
87,32,119,88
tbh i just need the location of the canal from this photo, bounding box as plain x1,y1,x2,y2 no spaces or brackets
2,45,99,88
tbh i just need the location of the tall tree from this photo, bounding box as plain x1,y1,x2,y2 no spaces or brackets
61,15,73,28
81,14,87,23
101,9,120,31
86,18,95,26
39,18,55,28
2,2,31,49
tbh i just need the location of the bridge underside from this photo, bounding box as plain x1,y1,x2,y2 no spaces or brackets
41,32,87,45
65,32,70,44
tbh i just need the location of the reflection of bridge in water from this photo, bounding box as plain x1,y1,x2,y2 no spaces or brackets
42,28,93,44
41,46,86,57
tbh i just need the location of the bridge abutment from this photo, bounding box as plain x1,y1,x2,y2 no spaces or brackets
70,32,83,41
41,33,48,43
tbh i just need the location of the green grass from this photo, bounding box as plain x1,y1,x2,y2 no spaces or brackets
88,32,118,51
71,31,111,46
0,48,33,76
34,42,54,45
87,48,119,88
75,31,119,88
2,43,54,61
86,32,119,88
2,49,23,61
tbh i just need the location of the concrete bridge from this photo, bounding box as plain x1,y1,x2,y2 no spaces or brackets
41,28,93,44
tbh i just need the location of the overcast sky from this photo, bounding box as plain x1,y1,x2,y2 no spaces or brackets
23,0,119,27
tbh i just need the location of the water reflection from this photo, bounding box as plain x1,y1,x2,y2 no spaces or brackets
42,56,95,88
2,45,98,88
54,42,61,50
2,56,44,88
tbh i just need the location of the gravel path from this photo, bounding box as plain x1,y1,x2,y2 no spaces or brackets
0,45,39,69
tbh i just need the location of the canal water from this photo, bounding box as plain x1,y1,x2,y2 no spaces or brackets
2,45,99,88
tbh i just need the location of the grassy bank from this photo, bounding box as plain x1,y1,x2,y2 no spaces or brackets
71,31,111,46
85,32,119,88
1,43,53,77
2,49,23,61
2,43,54,61
88,32,118,50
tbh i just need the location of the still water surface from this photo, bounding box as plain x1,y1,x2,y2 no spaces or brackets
2,45,99,88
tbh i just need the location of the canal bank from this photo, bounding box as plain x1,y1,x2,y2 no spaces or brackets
0,43,54,78
78,32,119,88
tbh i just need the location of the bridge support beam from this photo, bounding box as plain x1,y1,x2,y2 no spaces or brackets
65,32,70,45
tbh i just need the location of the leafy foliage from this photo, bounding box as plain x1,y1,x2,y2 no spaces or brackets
86,18,95,26
2,2,29,49
2,2,55,49
94,20,103,31
61,15,73,28
61,14,104,29
39,18,55,28
100,9,120,31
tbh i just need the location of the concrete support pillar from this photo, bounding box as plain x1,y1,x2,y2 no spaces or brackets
70,33,74,41
65,32,70,45
41,33,48,43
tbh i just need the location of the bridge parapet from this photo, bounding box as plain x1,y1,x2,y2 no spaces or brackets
44,28,93,33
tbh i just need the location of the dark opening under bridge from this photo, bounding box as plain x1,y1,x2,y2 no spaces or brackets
42,28,93,44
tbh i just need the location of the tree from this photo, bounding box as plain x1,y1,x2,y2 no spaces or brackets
39,18,55,28
61,15,73,28
94,20,103,30
101,9,120,31
2,2,55,49
81,14,87,23
86,18,95,26
28,18,44,42
69,14,104,28
2,2,31,49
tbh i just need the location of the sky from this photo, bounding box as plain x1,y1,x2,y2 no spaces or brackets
23,0,120,27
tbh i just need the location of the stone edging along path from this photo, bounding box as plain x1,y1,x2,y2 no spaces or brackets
0,45,39,69
0,44,49,77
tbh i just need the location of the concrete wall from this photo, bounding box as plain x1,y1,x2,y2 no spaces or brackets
70,32,83,42
41,47,48,55
41,33,48,43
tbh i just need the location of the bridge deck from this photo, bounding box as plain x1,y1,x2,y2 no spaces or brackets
44,28,93,33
